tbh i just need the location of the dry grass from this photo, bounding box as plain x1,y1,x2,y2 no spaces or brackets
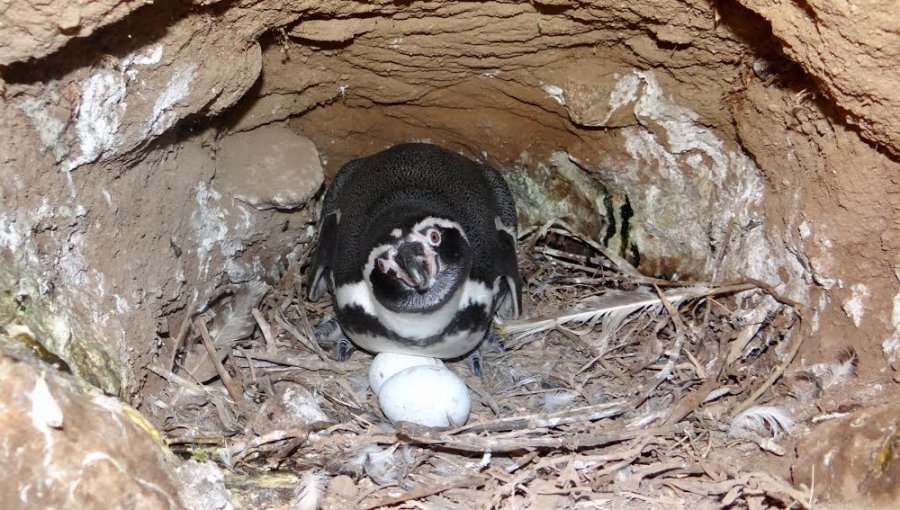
148,220,832,509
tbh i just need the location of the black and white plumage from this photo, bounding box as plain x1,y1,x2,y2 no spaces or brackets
307,143,522,360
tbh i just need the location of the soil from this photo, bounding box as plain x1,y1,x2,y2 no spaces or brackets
0,0,899,509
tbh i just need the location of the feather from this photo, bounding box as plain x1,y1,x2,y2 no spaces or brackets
292,470,328,510
212,280,271,351
498,286,713,340
541,391,578,413
183,281,270,382
808,346,858,389
360,444,405,485
785,370,823,401
729,405,795,439
726,302,773,365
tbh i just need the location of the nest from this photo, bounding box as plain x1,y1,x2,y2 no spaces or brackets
148,220,852,509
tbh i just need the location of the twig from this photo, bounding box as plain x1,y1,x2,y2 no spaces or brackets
730,314,805,417
449,400,630,434
147,365,216,398
196,318,243,403
631,286,689,408
532,438,651,472
540,220,642,277
360,476,486,510
666,471,810,509
505,451,540,473
536,246,604,273
236,347,257,383
730,278,806,310
396,423,687,453
682,348,707,379
166,435,226,446
230,349,349,372
664,356,728,426
251,308,276,355
291,304,326,358
221,428,310,464
275,311,345,373
168,301,198,370
466,380,502,416
724,280,808,416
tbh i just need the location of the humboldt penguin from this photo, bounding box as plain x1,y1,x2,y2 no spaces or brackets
307,143,521,374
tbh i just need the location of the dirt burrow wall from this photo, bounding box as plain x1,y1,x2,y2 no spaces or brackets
0,0,898,402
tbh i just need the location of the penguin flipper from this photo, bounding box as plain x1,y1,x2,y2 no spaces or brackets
480,164,522,319
307,211,338,301
492,224,523,320
307,159,363,301
481,164,519,234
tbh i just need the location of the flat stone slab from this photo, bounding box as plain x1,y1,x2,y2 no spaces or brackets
215,125,324,211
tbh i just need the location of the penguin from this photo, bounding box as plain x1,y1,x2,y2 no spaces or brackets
307,143,522,373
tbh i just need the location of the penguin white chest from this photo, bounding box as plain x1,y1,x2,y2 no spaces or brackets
333,279,495,357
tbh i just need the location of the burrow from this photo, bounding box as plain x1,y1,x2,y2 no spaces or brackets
1,1,898,508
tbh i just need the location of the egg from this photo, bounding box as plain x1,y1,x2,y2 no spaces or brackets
368,352,443,394
377,365,471,427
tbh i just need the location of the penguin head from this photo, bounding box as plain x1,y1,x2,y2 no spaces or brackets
366,217,471,313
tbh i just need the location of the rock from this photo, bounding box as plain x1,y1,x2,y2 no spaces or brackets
175,461,233,510
737,0,900,157
225,472,300,509
793,403,900,507
327,475,357,499
214,126,323,211
650,25,694,46
248,382,331,435
7,15,263,173
555,61,640,128
0,353,185,509
321,475,358,510
0,0,150,65
290,19,378,43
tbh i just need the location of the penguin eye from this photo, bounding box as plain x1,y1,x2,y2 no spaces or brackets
426,228,441,246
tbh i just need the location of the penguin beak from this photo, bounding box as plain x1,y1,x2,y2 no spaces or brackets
395,241,437,290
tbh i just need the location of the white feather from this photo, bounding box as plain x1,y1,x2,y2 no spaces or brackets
810,347,858,388
218,446,235,470
541,391,578,413
729,405,795,439
499,286,712,339
361,444,404,485
292,470,328,510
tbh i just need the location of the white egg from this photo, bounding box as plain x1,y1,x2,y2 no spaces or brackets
377,365,471,427
368,352,443,394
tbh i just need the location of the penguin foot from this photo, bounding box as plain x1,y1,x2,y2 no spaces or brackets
483,330,505,354
313,318,357,362
464,331,505,378
464,350,485,378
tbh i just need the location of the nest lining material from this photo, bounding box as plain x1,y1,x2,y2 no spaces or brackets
149,219,845,509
